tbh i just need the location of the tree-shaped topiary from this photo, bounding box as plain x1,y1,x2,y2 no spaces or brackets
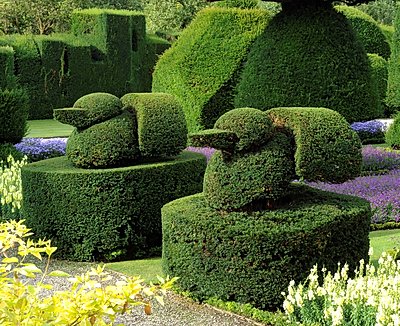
162,107,371,309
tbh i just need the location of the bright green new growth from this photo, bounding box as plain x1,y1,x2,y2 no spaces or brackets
152,7,272,132
121,92,187,158
267,107,362,183
385,111,400,149
213,0,260,9
235,3,380,123
0,219,177,325
335,5,391,59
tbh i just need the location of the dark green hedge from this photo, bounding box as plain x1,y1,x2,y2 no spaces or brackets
152,7,272,133
0,10,169,119
54,93,122,129
0,88,29,144
66,111,140,168
0,46,14,89
368,53,389,116
22,152,207,261
213,0,259,9
0,143,24,164
387,6,400,110
162,184,371,309
235,3,380,123
385,111,400,149
335,5,391,59
213,108,274,152
203,132,294,210
121,93,187,158
267,107,362,183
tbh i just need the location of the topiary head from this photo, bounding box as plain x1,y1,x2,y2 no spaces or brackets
190,107,275,154
54,93,122,130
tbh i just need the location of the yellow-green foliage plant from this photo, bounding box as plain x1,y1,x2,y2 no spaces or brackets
283,249,400,326
0,155,27,220
0,219,176,325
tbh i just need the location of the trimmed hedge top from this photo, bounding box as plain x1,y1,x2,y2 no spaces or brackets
121,93,187,158
152,7,272,133
55,92,188,168
54,93,122,129
267,107,362,183
189,107,361,210
335,5,391,59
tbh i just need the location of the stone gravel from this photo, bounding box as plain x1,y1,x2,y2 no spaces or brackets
33,260,264,326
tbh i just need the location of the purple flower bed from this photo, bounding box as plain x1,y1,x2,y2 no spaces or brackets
15,138,68,162
362,146,400,173
186,146,215,162
308,170,400,224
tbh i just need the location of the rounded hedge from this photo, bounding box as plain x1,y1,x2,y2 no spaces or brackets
368,53,389,116
213,107,274,152
0,88,29,144
21,152,207,261
213,0,259,9
121,93,187,158
0,143,24,164
66,111,140,168
152,7,272,133
204,132,294,210
385,112,400,149
335,5,391,59
162,184,371,309
235,2,380,123
267,107,362,183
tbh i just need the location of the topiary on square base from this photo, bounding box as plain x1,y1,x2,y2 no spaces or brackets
22,152,206,261
162,184,371,310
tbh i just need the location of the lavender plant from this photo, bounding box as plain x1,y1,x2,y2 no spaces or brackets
14,138,67,162
362,145,400,174
308,170,400,224
351,120,385,144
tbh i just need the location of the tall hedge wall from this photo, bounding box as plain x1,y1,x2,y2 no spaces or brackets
387,6,400,109
152,7,272,133
335,5,391,59
0,46,14,89
235,2,380,123
368,53,389,116
0,10,170,119
22,152,207,261
162,185,371,309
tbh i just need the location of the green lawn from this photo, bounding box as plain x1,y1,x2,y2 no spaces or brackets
26,120,74,138
369,228,400,265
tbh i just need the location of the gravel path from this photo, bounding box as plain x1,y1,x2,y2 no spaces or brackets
35,260,264,326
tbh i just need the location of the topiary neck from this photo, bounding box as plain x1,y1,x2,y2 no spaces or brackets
281,0,333,12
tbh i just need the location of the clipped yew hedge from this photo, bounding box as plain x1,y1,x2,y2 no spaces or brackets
162,184,371,309
22,152,207,261
267,107,362,183
235,3,380,123
152,7,272,132
335,5,391,59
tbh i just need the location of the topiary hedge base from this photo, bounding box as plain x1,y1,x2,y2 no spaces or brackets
22,151,206,261
162,184,371,310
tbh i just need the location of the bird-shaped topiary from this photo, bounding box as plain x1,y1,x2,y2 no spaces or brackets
54,92,188,168
162,107,371,310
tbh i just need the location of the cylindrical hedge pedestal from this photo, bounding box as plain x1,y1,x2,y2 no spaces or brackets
162,184,371,310
22,151,206,261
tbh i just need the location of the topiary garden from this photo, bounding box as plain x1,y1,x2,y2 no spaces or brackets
21,92,207,261
162,107,371,309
